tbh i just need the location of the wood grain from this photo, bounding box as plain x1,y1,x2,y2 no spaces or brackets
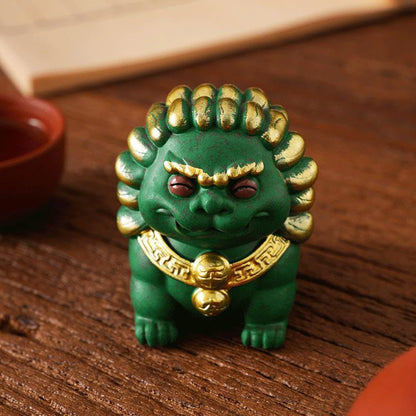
1,12,416,416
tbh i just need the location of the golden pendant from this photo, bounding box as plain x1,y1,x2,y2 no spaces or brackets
138,229,290,316
191,252,231,316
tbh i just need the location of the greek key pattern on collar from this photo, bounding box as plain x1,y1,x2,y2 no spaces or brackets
138,229,290,289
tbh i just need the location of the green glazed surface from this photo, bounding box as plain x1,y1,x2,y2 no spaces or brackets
116,84,317,349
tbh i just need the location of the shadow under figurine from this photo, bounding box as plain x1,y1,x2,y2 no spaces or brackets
116,84,318,349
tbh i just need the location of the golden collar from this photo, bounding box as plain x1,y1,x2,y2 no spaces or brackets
138,229,290,316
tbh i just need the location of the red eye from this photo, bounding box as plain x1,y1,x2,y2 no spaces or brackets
231,178,258,199
168,175,195,197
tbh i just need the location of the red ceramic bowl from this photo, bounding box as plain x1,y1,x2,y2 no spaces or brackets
0,94,65,226
348,347,416,416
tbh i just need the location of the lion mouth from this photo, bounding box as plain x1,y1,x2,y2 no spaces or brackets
175,220,255,238
156,208,218,235
157,207,267,237
175,221,220,236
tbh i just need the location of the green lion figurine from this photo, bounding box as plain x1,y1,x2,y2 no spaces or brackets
116,84,318,349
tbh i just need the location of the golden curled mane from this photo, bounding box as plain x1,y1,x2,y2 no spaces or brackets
116,84,318,243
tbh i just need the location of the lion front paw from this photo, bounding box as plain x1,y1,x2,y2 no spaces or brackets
134,316,178,347
241,321,287,349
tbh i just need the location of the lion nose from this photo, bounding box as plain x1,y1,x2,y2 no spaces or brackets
190,190,233,215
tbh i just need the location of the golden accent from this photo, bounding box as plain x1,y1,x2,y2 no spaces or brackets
271,104,288,121
245,87,269,108
166,85,191,106
290,188,315,213
217,97,238,131
164,161,264,186
138,229,290,289
212,172,228,187
282,212,313,243
197,171,211,185
115,151,144,187
138,229,290,315
274,132,305,170
146,103,168,144
192,253,231,290
138,228,290,315
117,207,145,237
167,98,191,132
244,101,264,135
192,288,230,317
284,158,318,191
127,128,154,164
218,84,242,104
192,83,216,101
117,182,139,209
192,96,214,130
226,161,264,179
261,109,287,148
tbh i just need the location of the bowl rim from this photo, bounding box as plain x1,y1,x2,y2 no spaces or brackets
0,94,65,169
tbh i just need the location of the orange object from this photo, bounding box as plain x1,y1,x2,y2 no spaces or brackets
0,94,65,226
348,347,416,416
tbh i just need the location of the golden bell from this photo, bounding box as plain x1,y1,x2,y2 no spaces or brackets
192,288,230,317
192,252,231,290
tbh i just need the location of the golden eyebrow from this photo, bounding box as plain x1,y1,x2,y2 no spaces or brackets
163,161,264,186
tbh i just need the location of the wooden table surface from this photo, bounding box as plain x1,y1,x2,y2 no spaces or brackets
1,12,416,416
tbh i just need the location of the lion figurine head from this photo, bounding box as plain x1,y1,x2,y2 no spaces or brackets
116,84,317,249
